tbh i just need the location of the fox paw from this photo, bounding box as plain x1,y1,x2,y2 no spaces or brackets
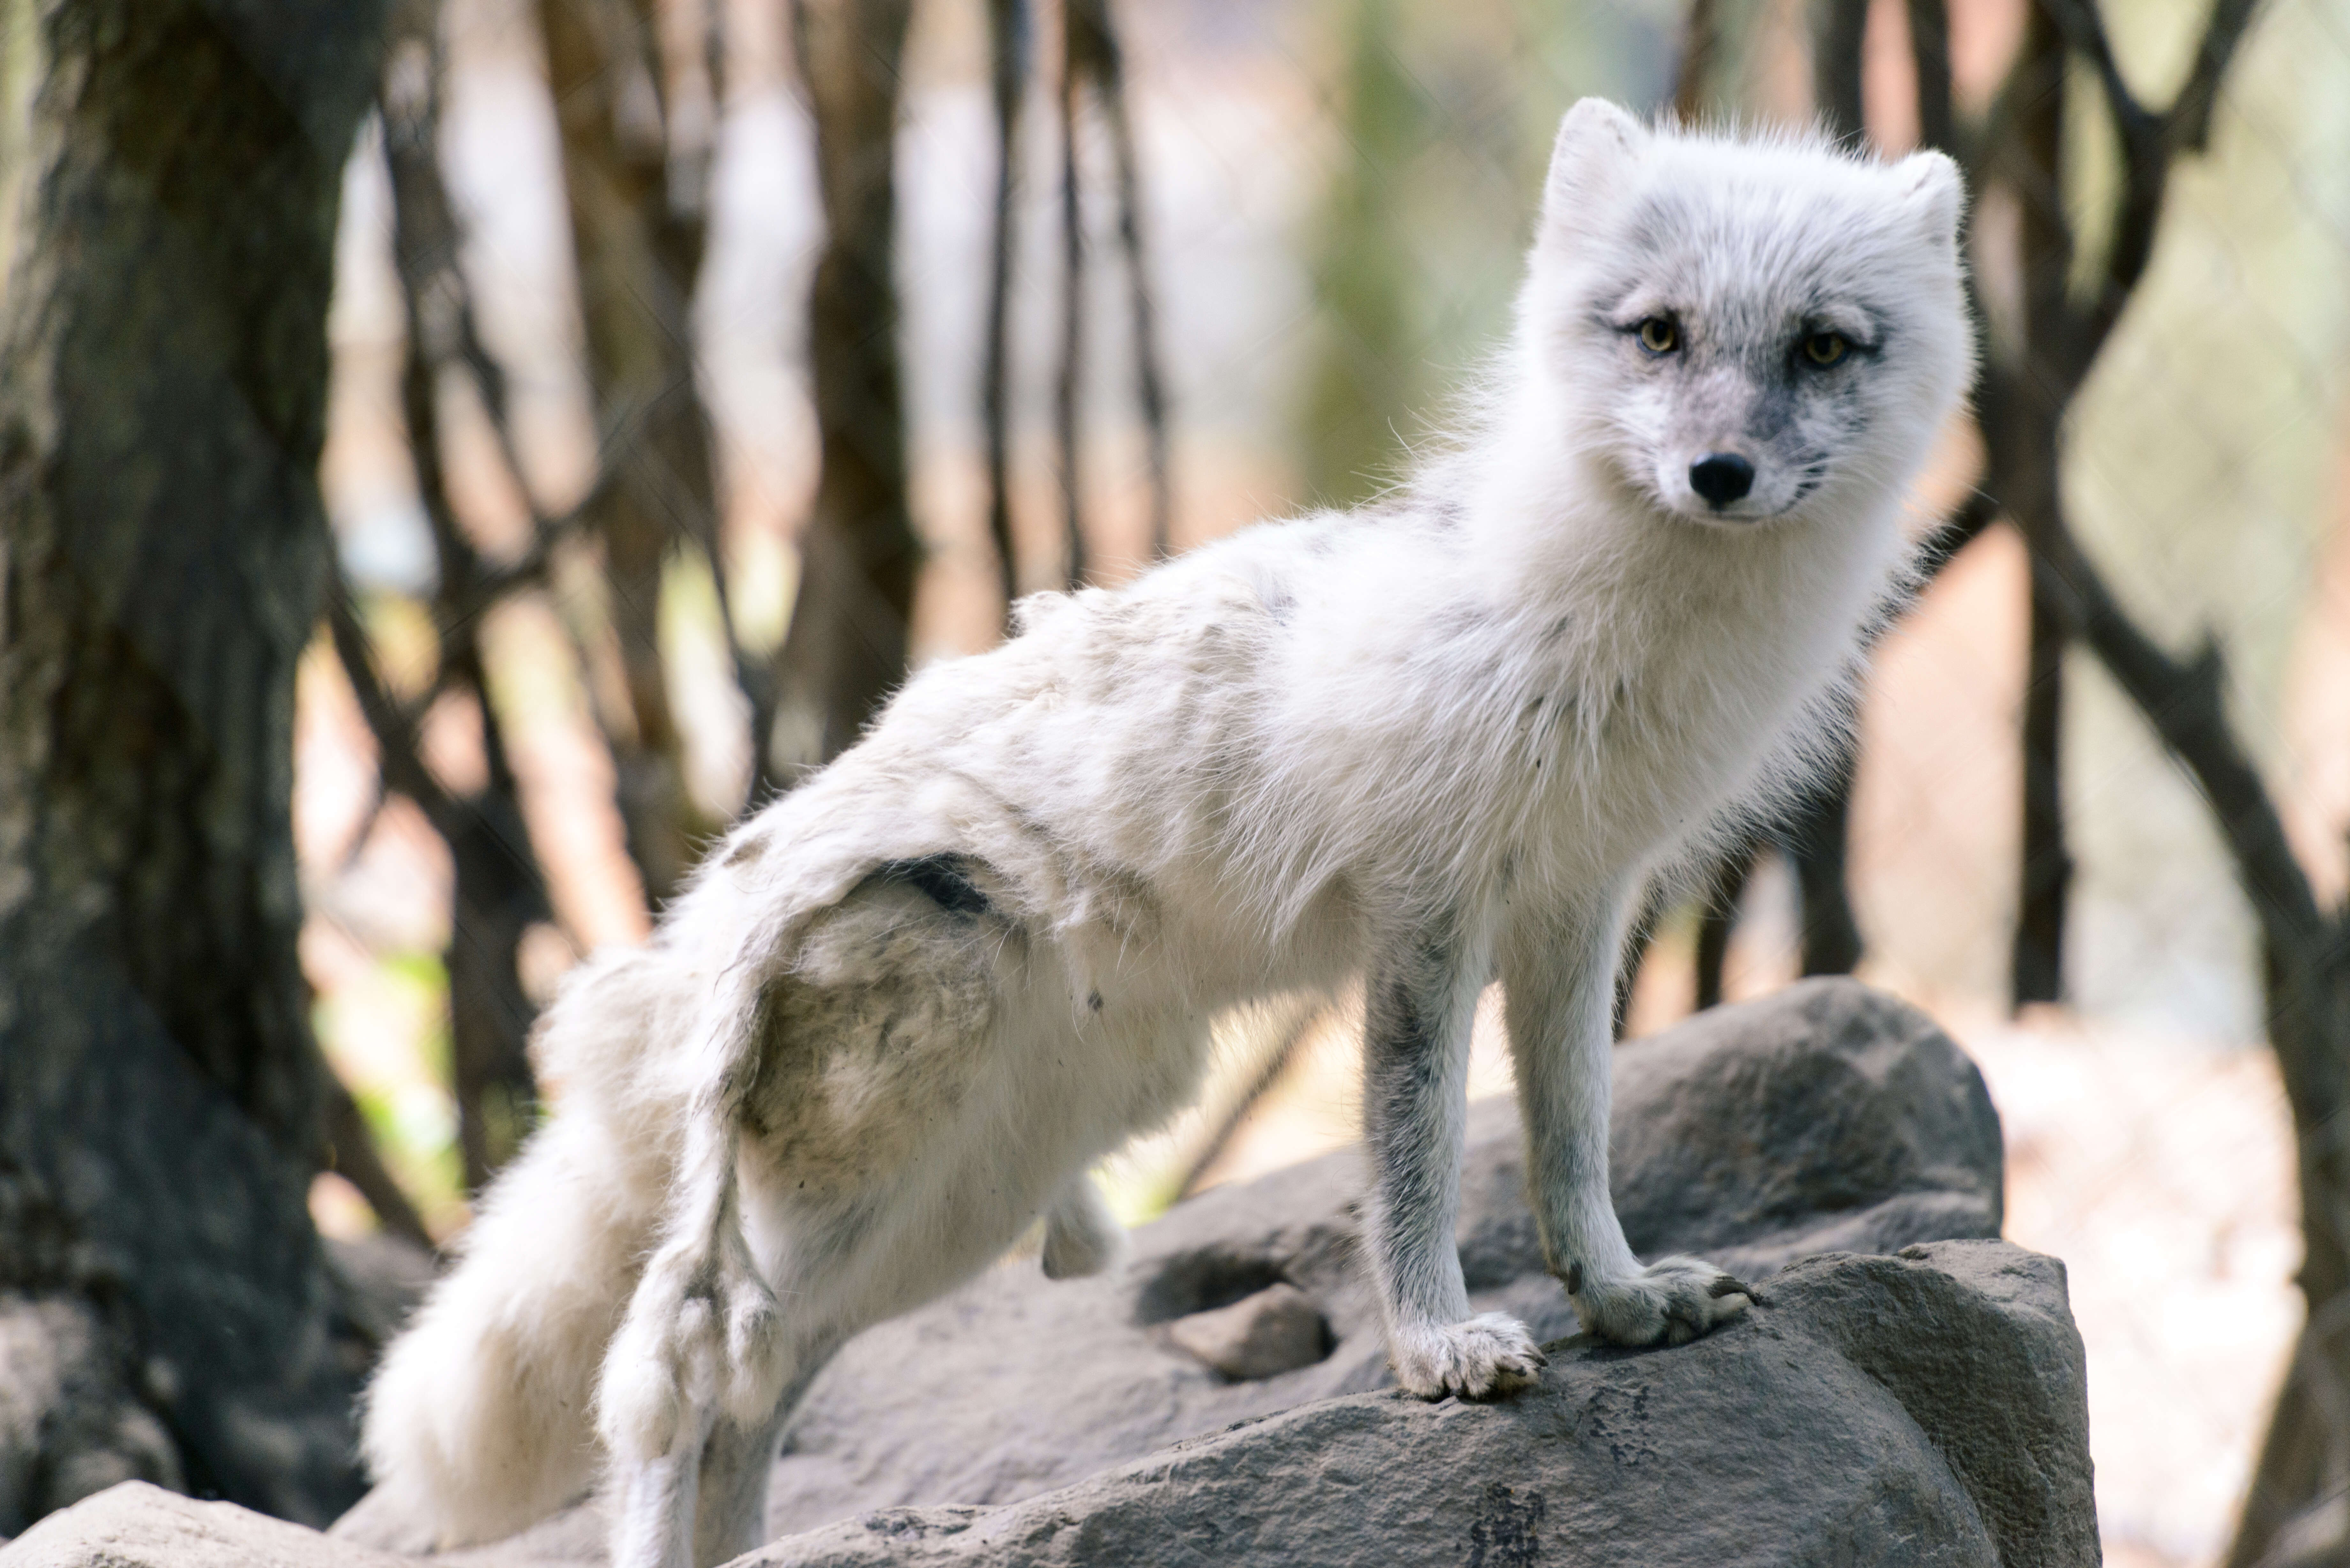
1567,1254,1752,1347
1390,1312,1548,1400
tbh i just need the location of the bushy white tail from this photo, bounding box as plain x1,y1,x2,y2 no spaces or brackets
360,951,682,1547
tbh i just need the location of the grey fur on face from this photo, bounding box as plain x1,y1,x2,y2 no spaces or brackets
1535,132,1960,526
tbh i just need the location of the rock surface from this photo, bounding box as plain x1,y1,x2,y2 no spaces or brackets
11,979,2078,1567
0,1298,182,1538
750,977,2006,1539
1163,1283,1330,1381
740,1241,2092,1568
1,1482,412,1568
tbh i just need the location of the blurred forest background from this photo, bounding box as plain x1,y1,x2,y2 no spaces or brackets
4,0,2350,1563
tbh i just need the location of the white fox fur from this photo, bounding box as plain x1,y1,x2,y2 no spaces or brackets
360,102,1971,1568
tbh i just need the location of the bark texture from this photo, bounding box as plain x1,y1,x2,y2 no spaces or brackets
540,0,730,902
775,0,918,772
2001,1,2073,1007
364,0,551,1193
981,0,1029,622
0,0,384,1527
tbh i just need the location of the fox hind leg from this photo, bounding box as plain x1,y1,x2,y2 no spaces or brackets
600,869,1020,1568
686,1337,842,1567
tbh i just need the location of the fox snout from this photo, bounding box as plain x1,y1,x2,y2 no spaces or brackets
1688,452,1755,509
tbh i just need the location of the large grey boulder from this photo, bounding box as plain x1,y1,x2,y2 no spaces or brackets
749,976,2006,1537
11,979,2081,1567
742,1241,2092,1568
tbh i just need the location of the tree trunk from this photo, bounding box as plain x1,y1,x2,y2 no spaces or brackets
2012,577,2071,1003
0,0,383,1528
381,0,550,1193
540,0,725,902
774,0,918,771
982,0,1029,624
1811,0,1867,141
2225,959,2350,1565
1788,752,1866,978
2001,0,2075,1009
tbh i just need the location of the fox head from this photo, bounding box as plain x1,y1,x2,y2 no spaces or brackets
1520,100,1972,527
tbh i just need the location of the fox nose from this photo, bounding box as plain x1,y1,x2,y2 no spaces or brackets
1689,453,1755,509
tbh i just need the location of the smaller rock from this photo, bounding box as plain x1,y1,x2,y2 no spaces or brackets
325,1235,437,1351
1163,1284,1330,1381
0,1296,183,1538
0,1481,411,1568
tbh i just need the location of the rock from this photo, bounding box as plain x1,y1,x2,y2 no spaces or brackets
27,977,2053,1566
1162,1283,1330,1381
21,1244,2093,1568
739,1241,2091,1568
324,1236,439,1355
0,1481,412,1568
0,1297,183,1539
753,978,2005,1538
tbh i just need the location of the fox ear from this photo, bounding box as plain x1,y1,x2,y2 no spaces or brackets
1895,149,1965,250
1539,99,1648,249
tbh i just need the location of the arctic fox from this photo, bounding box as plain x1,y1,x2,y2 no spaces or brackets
359,101,1970,1568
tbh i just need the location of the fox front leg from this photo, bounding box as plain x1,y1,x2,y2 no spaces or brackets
1499,888,1752,1347
1361,912,1548,1399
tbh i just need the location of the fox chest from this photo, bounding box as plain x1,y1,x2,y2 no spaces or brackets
1513,628,1833,863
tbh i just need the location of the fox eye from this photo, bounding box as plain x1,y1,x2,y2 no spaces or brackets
1636,317,1679,355
1802,331,1849,367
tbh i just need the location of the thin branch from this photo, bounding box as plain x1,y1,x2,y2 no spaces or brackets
1673,0,1721,124
983,0,1030,623
1912,486,1999,584
2041,0,2163,369
1907,0,1954,154
1693,842,1755,1011
1054,0,1088,590
1613,879,1674,1040
605,434,777,804
322,1074,436,1251
2029,517,2328,969
2167,0,2262,153
1814,0,1869,145
1073,0,1172,562
327,590,457,826
2050,0,2266,371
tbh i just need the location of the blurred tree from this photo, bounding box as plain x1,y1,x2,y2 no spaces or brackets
0,0,385,1528
773,0,918,771
1876,0,2341,1553
1302,0,1428,509
983,0,1032,619
1660,0,1996,1017
2000,0,2073,1010
1050,0,1170,589
1952,0,2338,1552
1073,0,1171,567
1612,0,1881,1023
1673,0,1720,121
541,0,755,901
330,0,577,1197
